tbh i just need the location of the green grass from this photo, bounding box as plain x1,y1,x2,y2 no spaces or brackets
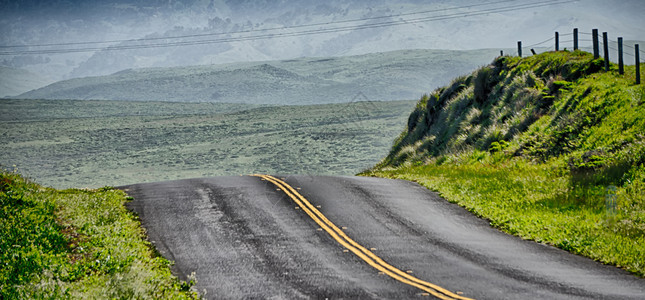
363,50,645,276
1,169,200,299
0,98,415,296
363,158,645,276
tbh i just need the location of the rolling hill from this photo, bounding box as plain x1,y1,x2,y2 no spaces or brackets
17,49,506,104
365,50,645,276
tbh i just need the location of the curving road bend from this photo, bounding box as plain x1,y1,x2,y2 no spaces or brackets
120,175,645,299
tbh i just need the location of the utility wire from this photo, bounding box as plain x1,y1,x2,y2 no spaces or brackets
0,0,519,49
0,0,574,55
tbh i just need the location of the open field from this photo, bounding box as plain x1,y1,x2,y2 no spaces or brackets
1,99,414,189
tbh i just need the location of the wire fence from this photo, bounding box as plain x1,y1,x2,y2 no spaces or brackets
514,28,642,84
516,29,645,63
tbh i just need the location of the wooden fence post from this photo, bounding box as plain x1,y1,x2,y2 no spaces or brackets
573,28,578,50
636,44,641,85
618,37,624,75
518,41,522,57
592,29,599,58
603,32,609,71
555,31,559,51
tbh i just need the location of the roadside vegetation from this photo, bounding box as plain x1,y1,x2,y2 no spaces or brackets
362,50,645,276
0,169,200,299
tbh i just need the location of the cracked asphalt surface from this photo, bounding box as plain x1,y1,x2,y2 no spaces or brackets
121,175,645,299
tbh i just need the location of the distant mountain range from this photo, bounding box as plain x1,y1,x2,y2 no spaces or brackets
16,49,508,104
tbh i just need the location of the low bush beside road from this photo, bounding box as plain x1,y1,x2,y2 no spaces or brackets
0,169,200,299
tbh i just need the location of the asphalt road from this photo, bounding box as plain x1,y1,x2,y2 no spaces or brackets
121,175,645,299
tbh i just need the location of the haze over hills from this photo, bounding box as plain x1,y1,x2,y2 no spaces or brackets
17,49,507,104
1,0,643,81
0,66,54,97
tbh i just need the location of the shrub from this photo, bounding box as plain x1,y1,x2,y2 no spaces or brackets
473,66,496,104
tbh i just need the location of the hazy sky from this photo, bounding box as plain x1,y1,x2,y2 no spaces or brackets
1,0,643,80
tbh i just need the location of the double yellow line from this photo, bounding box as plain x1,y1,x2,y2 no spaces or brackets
253,174,473,300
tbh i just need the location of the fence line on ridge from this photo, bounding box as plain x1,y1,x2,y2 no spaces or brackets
513,28,644,84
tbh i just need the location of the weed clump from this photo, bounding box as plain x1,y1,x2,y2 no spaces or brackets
0,169,200,299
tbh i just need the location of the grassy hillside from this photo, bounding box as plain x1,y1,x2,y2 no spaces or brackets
17,49,504,104
1,99,415,188
0,169,199,299
363,50,645,276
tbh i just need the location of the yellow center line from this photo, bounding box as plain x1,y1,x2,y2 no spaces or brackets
252,174,474,300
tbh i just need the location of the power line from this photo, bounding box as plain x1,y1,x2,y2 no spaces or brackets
0,0,519,49
0,0,573,56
